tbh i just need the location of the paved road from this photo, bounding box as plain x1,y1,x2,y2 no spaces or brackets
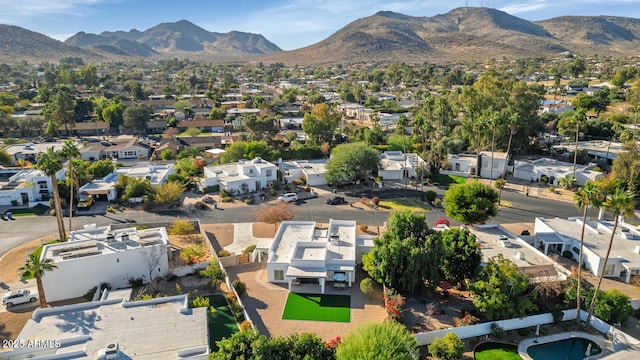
0,185,598,259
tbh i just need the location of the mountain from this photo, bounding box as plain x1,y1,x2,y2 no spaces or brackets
0,25,105,63
68,20,281,58
260,7,640,64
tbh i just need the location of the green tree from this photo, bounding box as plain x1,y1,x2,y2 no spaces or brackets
593,289,633,325
245,115,278,141
101,98,126,128
36,148,66,241
469,254,537,320
363,211,442,293
444,181,499,225
439,228,481,287
325,142,379,186
212,328,265,360
18,253,57,308
0,149,12,166
611,141,640,193
87,159,115,179
43,85,76,135
61,140,80,233
124,103,152,134
220,141,247,163
302,103,341,144
573,181,604,323
428,332,464,360
177,146,204,160
586,186,635,325
336,321,417,360
258,333,335,360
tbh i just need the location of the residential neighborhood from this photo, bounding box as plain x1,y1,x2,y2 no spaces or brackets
2,13,640,360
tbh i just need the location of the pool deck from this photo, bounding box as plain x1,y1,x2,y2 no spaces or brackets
518,331,609,360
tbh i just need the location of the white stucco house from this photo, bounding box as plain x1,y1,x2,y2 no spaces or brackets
279,159,328,186
378,151,427,180
78,164,174,202
442,151,509,179
534,217,640,284
4,294,209,359
40,224,171,302
513,158,603,186
479,151,510,180
0,169,63,206
443,153,480,177
267,219,362,294
200,157,277,194
4,142,67,165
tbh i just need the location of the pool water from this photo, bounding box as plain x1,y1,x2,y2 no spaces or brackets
527,338,601,360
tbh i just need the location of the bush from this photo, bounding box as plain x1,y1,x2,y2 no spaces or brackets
243,245,256,254
168,219,196,235
517,328,530,336
128,277,144,287
425,190,438,202
220,188,232,198
428,332,464,360
225,291,237,304
360,278,375,297
218,249,231,257
244,197,255,205
232,280,247,296
180,244,206,264
194,201,209,210
220,196,233,203
549,185,556,193
202,185,219,193
453,312,479,327
190,296,210,308
434,198,442,207
83,286,98,301
292,178,305,186
359,224,369,233
199,262,225,289
562,250,574,260
490,323,505,338
239,320,252,331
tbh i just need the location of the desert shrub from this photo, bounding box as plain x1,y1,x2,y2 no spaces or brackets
359,224,369,233
218,249,231,257
168,219,196,235
243,245,256,254
220,196,233,203
371,196,380,206
360,278,375,297
232,280,247,296
180,244,206,264
244,197,255,204
453,312,479,327
230,300,244,319
360,198,369,206
194,201,209,210
490,323,505,338
220,188,232,198
549,185,556,193
189,296,210,308
225,291,237,303
434,198,442,207
425,190,438,202
199,262,225,289
293,178,305,186
239,320,252,331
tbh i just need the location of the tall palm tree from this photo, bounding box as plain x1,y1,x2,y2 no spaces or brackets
61,140,80,233
586,186,635,325
488,111,502,188
573,181,603,323
36,148,66,242
504,113,519,158
19,252,57,308
631,103,640,142
397,114,409,198
572,108,586,177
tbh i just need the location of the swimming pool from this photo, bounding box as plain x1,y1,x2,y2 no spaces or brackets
526,337,601,360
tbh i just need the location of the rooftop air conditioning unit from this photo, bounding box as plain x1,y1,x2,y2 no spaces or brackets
635,246,640,254
106,233,115,242
515,251,525,260
96,342,119,360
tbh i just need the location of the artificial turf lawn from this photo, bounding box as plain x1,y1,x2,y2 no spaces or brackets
208,295,239,351
474,342,522,360
282,293,350,322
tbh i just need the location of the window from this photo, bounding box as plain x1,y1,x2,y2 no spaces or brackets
266,170,272,177
274,270,284,280
124,150,137,157
249,169,254,174
604,263,615,276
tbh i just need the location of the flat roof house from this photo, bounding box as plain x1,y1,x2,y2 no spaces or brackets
0,169,63,206
378,151,426,180
534,217,640,283
40,224,171,302
3,294,208,359
79,164,174,201
513,158,603,186
267,220,357,294
279,159,328,186
200,157,276,194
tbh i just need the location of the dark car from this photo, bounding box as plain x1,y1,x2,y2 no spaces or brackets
325,196,346,205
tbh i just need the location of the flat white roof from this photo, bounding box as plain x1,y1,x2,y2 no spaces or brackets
15,295,208,359
470,226,555,269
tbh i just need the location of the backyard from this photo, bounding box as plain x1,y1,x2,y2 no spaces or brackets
282,293,351,323
207,295,239,351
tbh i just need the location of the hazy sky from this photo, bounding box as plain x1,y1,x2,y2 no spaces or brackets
1,0,639,50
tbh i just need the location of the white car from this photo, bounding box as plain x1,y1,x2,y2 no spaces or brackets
3,289,38,307
277,193,298,203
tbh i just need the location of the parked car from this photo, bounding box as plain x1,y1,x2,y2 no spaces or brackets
325,196,346,205
3,289,38,307
277,193,298,203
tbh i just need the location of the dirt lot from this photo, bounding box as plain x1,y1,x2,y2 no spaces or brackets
0,309,35,342
0,236,55,284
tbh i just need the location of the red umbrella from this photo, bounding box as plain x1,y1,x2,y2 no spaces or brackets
435,218,450,226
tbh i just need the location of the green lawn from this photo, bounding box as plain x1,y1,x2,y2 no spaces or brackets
428,174,467,186
208,295,239,351
4,204,49,217
474,342,522,360
379,198,432,212
282,293,350,322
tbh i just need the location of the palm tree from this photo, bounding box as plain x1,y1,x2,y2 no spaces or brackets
504,113,519,158
631,103,640,142
36,148,66,241
586,186,635,325
572,108,586,177
487,111,502,188
61,140,80,233
19,252,57,308
573,181,603,323
397,114,409,198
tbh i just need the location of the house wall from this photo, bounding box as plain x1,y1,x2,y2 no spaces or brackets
0,190,23,206
378,169,405,180
303,171,327,186
80,150,104,161
267,262,289,283
480,157,506,180
41,245,170,302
